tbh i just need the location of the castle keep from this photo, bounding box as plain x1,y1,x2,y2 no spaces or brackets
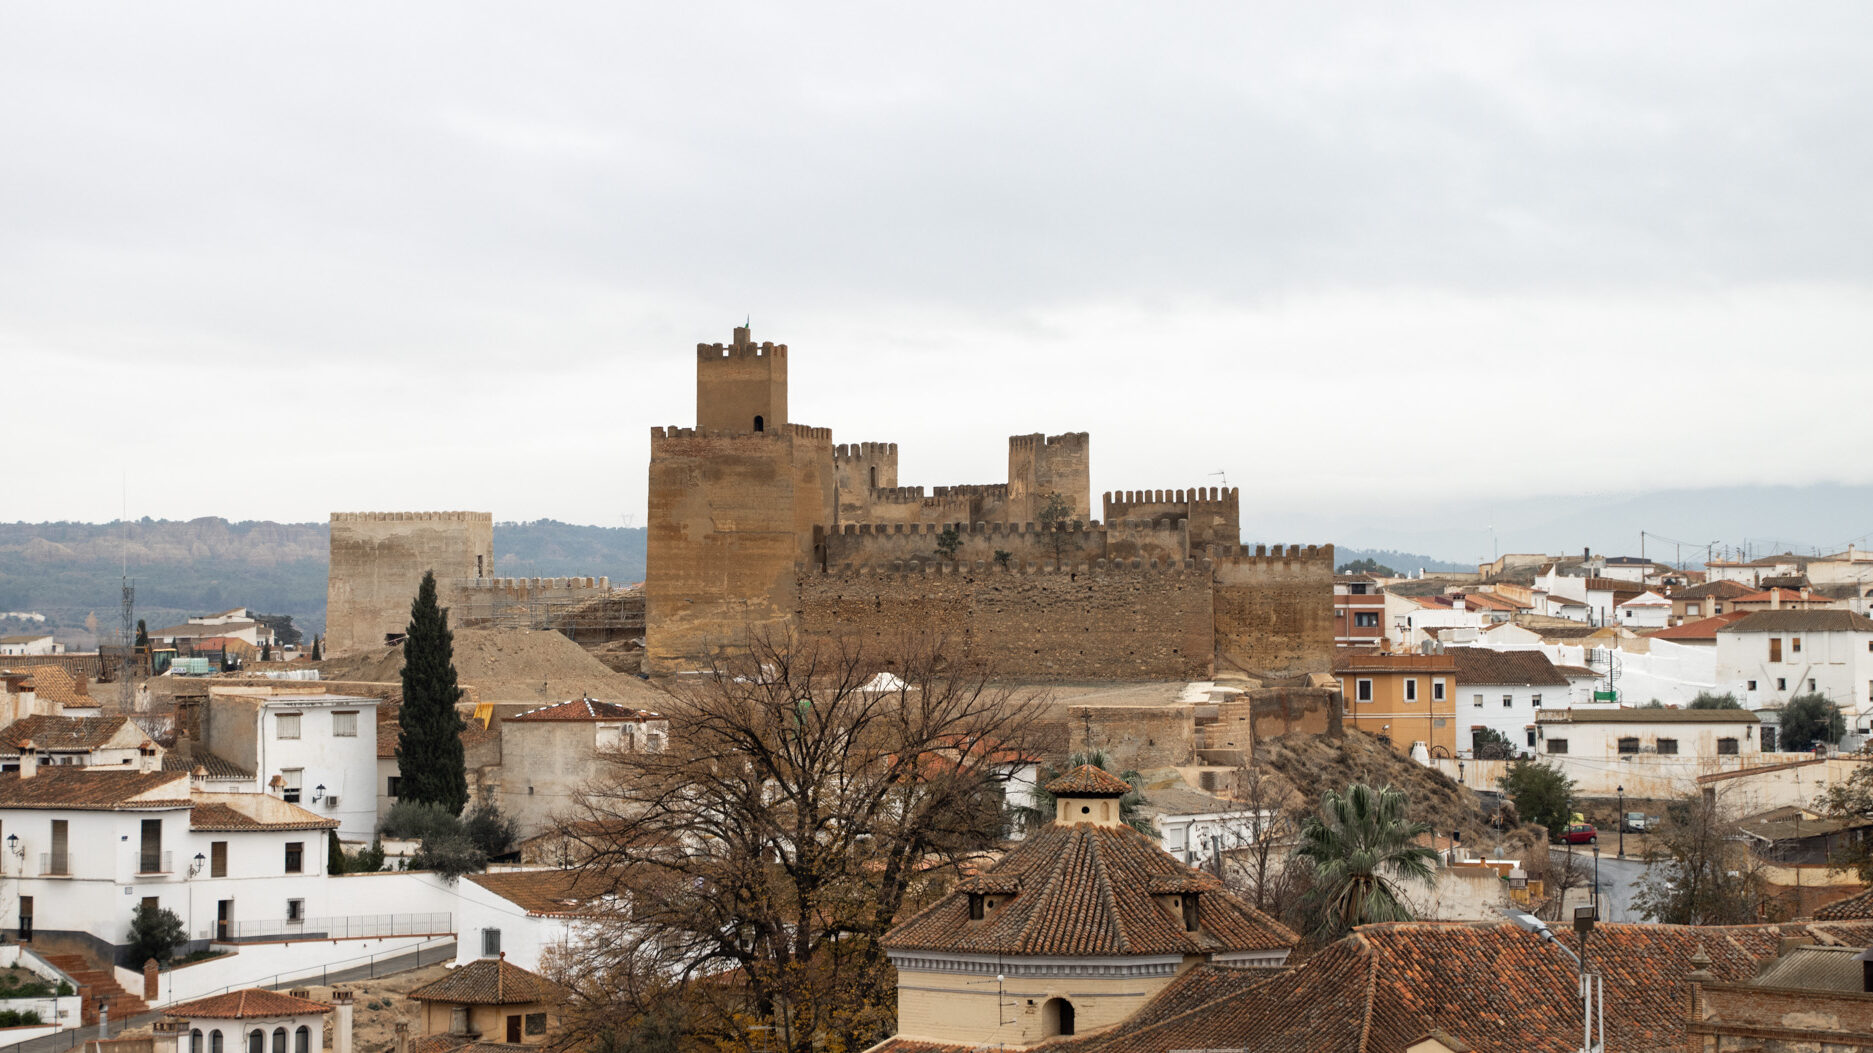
644,326,1333,679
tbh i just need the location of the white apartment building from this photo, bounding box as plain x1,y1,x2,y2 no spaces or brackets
1715,610,1873,744
1615,591,1672,629
1448,647,1571,758
0,764,343,962
199,691,380,839
1,715,161,771
1535,708,1762,764
0,634,60,656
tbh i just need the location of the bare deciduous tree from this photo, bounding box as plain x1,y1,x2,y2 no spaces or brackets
552,633,1049,1053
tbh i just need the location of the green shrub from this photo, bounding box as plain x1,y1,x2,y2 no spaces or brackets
379,800,462,841
126,903,187,966
0,1009,45,1027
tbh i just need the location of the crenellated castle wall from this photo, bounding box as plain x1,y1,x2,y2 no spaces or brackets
1103,487,1241,548
326,512,494,656
798,559,1214,680
1210,544,1336,678
1008,432,1091,521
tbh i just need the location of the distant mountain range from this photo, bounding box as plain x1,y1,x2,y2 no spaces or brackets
0,519,647,646
5,484,1865,645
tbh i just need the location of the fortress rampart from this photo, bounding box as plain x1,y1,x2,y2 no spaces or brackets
326,511,494,656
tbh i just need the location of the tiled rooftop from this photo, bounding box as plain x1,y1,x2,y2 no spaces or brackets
407,957,569,1006
166,988,330,1019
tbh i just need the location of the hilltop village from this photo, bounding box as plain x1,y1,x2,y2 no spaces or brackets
5,328,1873,1053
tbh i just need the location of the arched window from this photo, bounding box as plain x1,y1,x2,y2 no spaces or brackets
191,1029,204,1053
210,1031,223,1053
1041,997,1075,1037
271,1027,286,1053
247,1029,263,1053
753,415,765,433
294,1027,310,1053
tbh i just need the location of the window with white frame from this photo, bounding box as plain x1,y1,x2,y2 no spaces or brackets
1355,679,1373,702
286,898,304,922
332,711,358,737
1502,694,1513,708
482,928,502,956
281,768,303,804
1432,679,1446,702
1404,679,1418,702
276,713,301,740
1531,693,1542,708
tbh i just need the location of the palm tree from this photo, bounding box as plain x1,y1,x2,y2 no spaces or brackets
1009,749,1153,836
1296,782,1438,940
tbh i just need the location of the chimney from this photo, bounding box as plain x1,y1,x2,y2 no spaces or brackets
138,743,158,773
1772,589,1782,610
331,989,354,1053
18,741,35,779
393,1023,409,1053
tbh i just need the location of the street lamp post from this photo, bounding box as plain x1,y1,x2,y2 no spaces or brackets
1616,785,1625,859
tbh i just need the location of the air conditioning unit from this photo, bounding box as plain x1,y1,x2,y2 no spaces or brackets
325,795,340,808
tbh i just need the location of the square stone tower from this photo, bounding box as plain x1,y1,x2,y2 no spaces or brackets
326,512,493,656
697,325,787,434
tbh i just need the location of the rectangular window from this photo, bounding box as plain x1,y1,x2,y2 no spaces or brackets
332,711,358,737
1688,603,1701,616
387,775,401,798
1748,680,1758,692
1809,679,1817,691
1531,693,1543,708
1473,693,1484,708
1769,638,1783,662
281,769,302,804
284,842,303,874
1356,679,1373,702
1777,678,1787,692
1548,739,1569,754
211,841,228,878
1793,637,1802,654
1656,738,1679,755
1503,694,1513,708
1717,738,1740,755
482,928,502,956
1618,737,1640,755
1433,679,1446,702
48,820,69,876
1404,679,1418,702
140,818,163,873
286,898,304,922
1354,612,1379,627
276,713,301,740
525,1014,547,1036
1527,729,1537,747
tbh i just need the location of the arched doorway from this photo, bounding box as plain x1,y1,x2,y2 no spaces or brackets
753,415,765,432
1041,997,1075,1037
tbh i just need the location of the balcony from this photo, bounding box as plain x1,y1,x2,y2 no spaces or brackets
138,850,173,875
39,851,69,877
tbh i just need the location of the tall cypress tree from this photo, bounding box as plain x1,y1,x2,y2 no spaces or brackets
396,571,468,815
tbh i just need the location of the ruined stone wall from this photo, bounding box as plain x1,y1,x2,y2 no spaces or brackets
854,486,981,527
1210,544,1336,678
446,576,614,628
643,426,833,673
1008,432,1091,520
1104,488,1241,547
832,442,897,522
798,560,1214,680
326,512,493,656
1062,705,1196,771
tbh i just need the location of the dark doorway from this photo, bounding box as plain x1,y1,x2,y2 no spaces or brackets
506,1017,522,1043
753,415,765,433
217,899,233,942
17,895,31,941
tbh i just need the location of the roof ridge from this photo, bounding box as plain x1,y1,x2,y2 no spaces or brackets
1088,827,1129,954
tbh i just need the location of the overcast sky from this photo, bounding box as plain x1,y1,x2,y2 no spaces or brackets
5,3,1870,537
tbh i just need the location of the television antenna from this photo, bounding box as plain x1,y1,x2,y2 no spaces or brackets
1207,469,1229,489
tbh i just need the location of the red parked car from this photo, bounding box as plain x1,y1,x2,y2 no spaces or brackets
1556,822,1598,845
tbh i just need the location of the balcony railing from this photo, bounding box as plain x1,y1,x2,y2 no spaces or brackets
223,912,453,942
38,851,69,876
138,850,173,874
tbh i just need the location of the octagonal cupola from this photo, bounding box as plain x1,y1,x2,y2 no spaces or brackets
1047,764,1132,828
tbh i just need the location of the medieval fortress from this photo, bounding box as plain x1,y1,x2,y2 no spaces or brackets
327,326,1333,680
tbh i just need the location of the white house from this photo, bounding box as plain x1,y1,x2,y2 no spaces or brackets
198,690,380,839
1447,647,1572,757
1534,708,1762,764
0,634,60,656
455,869,612,972
161,988,335,1053
1,715,162,771
1616,591,1672,629
1715,610,1873,747
0,764,344,963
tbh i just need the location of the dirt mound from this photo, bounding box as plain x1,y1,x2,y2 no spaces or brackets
1256,730,1520,851
319,629,671,706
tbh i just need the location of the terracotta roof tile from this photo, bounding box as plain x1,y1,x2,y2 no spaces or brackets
189,800,338,832
407,958,568,1006
0,716,143,752
1720,609,1873,633
1648,612,1753,640
162,748,254,780
1043,765,1133,796
1445,648,1569,687
1815,888,1873,920
166,988,330,1019
0,769,190,810
463,868,619,917
883,820,1297,958
0,664,92,708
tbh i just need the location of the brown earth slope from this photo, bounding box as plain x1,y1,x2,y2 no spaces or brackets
318,629,671,707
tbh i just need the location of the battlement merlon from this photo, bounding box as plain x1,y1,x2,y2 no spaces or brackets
829,518,1188,536
1208,543,1336,564
931,483,1010,498
833,442,900,461
448,576,613,591
695,328,789,361
809,556,1213,578
651,424,830,442
1103,486,1240,507
1008,431,1091,450
330,511,493,524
